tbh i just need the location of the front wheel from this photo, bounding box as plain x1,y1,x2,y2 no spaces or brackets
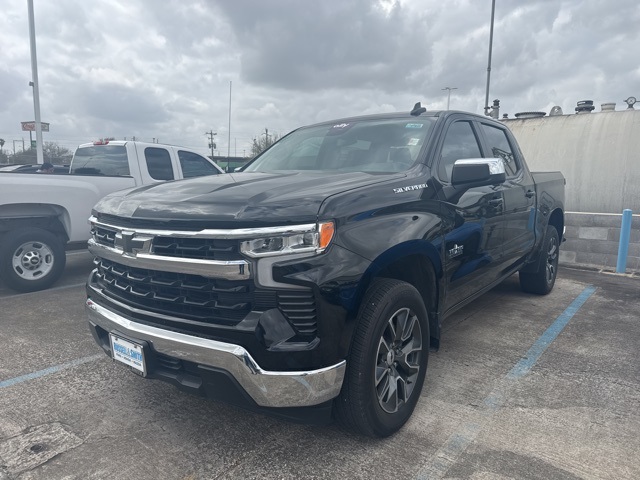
0,228,66,293
334,278,429,437
519,225,559,295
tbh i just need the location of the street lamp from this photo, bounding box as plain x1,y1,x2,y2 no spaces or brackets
442,87,458,110
484,0,496,116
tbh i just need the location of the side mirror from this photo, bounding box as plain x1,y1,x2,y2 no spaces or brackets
451,158,506,187
233,167,242,173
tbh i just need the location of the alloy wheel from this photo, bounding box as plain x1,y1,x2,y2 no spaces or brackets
546,236,558,284
374,307,423,414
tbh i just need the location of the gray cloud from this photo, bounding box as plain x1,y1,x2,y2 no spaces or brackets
215,0,432,92
0,0,638,155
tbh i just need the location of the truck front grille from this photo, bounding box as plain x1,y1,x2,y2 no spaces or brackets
91,227,242,261
151,236,241,261
277,291,318,338
94,259,270,324
92,225,116,248
92,259,317,339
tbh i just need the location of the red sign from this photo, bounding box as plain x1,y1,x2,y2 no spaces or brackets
21,121,50,132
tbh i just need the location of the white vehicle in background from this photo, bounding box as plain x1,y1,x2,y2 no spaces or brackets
0,140,224,293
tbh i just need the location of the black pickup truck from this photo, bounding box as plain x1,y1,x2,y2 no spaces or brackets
85,106,565,437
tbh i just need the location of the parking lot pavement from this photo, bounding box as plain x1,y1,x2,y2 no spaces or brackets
0,262,638,479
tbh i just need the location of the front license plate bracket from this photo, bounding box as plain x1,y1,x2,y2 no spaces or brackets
109,333,147,377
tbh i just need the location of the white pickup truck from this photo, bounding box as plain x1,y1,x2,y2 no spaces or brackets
0,140,224,292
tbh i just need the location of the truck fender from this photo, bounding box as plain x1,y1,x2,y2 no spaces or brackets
520,208,564,274
0,203,71,241
354,239,442,347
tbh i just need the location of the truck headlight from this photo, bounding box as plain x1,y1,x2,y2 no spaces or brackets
240,221,335,258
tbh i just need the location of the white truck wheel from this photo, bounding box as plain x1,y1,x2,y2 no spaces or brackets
0,228,66,293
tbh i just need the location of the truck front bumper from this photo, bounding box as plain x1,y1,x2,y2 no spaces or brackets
85,298,346,408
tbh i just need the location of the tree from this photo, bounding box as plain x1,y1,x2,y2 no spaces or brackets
251,128,280,157
43,142,72,163
6,141,73,165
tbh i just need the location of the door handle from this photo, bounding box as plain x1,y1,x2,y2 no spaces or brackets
525,190,536,198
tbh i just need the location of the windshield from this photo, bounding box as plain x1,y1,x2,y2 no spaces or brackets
244,117,436,173
70,145,130,176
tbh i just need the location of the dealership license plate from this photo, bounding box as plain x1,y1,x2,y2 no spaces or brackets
109,334,146,376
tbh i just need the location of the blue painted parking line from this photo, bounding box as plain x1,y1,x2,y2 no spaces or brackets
416,284,597,480
0,353,104,389
507,285,597,380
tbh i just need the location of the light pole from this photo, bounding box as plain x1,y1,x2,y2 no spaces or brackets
442,87,458,110
484,0,496,116
27,0,44,164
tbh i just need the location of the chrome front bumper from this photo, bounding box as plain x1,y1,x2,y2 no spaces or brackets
86,299,345,408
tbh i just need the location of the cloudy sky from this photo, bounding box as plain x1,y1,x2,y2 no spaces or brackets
1,0,638,158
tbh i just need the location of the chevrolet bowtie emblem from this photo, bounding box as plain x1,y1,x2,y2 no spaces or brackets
114,231,151,256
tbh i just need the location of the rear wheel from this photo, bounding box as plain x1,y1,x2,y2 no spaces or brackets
519,225,559,295
0,228,66,292
334,278,429,437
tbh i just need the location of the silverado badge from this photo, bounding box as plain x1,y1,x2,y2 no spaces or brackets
448,244,464,259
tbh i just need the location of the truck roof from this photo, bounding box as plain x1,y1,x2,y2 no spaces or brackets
77,140,189,149
306,109,502,129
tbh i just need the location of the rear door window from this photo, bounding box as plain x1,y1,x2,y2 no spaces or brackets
70,146,130,176
145,147,174,181
480,124,520,176
178,150,221,178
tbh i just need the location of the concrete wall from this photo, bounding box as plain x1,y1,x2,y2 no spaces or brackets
504,109,640,214
560,211,640,273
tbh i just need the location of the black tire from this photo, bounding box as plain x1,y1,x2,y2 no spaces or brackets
0,228,66,293
334,278,429,437
519,225,559,295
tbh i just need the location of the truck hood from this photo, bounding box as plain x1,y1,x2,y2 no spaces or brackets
95,171,400,226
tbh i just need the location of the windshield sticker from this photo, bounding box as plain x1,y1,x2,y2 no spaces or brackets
327,122,355,135
393,183,428,194
405,123,424,129
407,138,419,146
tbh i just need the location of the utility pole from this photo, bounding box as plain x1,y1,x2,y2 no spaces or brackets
262,128,270,145
205,130,217,159
442,87,458,110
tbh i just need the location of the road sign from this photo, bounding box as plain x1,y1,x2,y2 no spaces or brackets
21,121,50,132
31,140,37,148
